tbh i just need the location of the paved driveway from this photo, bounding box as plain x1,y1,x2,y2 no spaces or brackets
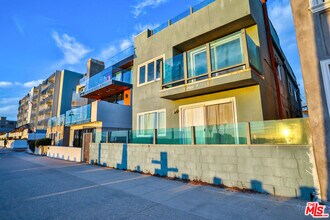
0,149,319,219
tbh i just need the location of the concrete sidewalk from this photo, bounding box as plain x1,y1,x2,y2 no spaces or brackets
0,149,323,219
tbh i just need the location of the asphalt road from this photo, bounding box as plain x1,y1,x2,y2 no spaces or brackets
0,149,318,219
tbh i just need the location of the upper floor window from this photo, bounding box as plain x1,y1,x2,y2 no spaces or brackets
210,33,244,73
138,55,164,86
310,0,330,13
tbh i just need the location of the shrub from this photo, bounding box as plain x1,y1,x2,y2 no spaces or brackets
35,138,52,147
27,140,36,153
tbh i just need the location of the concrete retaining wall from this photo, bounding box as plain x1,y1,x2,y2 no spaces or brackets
5,140,28,149
90,143,319,200
47,146,81,162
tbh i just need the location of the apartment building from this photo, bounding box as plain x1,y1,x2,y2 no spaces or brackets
17,70,83,131
132,0,302,137
64,51,133,149
290,0,330,201
0,117,16,133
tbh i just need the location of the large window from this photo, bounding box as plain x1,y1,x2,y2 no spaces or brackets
137,109,166,135
187,45,208,79
138,55,164,86
210,33,244,72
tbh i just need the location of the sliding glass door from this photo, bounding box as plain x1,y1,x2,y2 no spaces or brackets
180,99,237,144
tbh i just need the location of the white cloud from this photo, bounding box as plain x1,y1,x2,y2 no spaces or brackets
23,79,44,88
98,46,118,62
0,97,20,105
120,39,132,51
13,16,24,35
0,80,44,89
0,82,13,88
132,0,168,18
0,105,18,119
52,31,92,66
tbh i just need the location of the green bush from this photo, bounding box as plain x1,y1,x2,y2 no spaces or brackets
35,138,51,147
27,140,35,153
27,138,51,153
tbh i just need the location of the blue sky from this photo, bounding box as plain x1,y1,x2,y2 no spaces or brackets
0,0,304,120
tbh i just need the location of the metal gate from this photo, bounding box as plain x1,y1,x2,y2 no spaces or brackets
82,133,92,163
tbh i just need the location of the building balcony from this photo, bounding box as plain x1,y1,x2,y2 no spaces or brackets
160,30,263,100
48,115,65,127
80,46,134,100
65,101,132,129
80,67,132,100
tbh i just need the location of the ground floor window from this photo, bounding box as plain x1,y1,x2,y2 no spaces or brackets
137,109,166,136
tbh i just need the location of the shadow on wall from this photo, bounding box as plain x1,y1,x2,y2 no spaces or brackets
152,152,178,177
117,144,128,170
97,143,107,166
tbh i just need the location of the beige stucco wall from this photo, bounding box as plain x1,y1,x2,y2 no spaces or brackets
291,1,330,201
47,146,82,162
90,143,319,200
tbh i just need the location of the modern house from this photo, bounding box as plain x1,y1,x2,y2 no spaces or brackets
64,50,133,149
0,117,16,133
131,0,302,138
290,0,330,201
17,70,83,131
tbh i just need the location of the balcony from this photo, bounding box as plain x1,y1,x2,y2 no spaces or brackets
48,115,65,127
65,101,132,129
160,31,263,100
80,67,132,100
65,104,91,126
151,0,216,35
109,46,135,66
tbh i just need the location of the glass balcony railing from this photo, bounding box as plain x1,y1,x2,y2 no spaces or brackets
246,35,262,73
162,31,261,89
83,67,132,95
65,104,91,126
108,46,135,66
91,118,311,145
250,118,311,145
151,0,216,35
48,115,65,127
163,53,185,87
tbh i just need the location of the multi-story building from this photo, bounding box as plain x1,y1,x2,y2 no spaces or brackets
17,70,83,131
63,52,133,149
132,0,302,137
0,117,16,133
290,0,330,201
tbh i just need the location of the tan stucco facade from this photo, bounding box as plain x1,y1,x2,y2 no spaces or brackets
291,1,330,201
132,0,299,131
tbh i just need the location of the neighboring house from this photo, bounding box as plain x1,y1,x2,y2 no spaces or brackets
0,117,16,133
64,50,133,148
132,0,302,137
17,70,83,131
290,0,330,201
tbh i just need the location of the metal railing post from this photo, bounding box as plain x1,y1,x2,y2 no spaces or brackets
153,129,158,145
246,122,251,145
191,126,196,145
